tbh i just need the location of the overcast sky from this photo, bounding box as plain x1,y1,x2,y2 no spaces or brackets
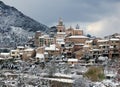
2,0,120,37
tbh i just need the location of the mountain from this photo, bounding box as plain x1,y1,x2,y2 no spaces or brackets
0,1,49,32
0,1,49,48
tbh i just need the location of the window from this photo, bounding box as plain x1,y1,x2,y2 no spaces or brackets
40,38,44,42
12,52,15,54
59,30,62,32
61,44,65,47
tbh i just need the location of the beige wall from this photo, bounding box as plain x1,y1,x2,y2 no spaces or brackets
66,28,83,36
73,30,83,35
10,50,19,58
45,50,60,57
66,38,88,44
34,31,42,47
36,47,44,54
22,50,34,61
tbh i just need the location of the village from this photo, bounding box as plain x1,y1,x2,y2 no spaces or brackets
0,18,120,87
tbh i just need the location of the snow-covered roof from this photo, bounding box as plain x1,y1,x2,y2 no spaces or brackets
109,46,114,48
17,46,24,49
105,73,116,77
85,40,93,43
56,38,64,41
39,35,50,38
39,36,44,38
68,35,88,39
61,42,65,44
57,42,65,44
45,44,59,51
68,59,78,62
75,43,84,45
98,56,108,61
90,49,100,51
110,38,120,41
0,57,13,60
36,53,44,58
97,39,109,42
19,53,23,55
99,45,103,47
115,35,120,38
99,44,109,47
54,73,72,78
83,45,90,48
44,52,48,54
0,53,10,56
57,32,66,34
56,38,65,44
45,78,73,83
36,31,41,33
11,50,18,52
24,48,34,51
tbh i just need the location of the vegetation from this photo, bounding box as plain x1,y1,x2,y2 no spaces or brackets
84,66,105,82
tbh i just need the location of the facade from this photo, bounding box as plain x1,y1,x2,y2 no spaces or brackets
66,36,88,44
45,44,60,57
57,18,65,32
10,50,19,58
34,31,42,47
66,25,83,36
36,53,45,62
39,35,55,47
22,48,34,61
109,38,120,59
97,39,109,57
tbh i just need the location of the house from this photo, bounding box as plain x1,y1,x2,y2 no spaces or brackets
68,58,78,65
34,31,42,47
109,38,120,59
97,39,109,57
17,46,25,52
22,48,34,61
63,42,74,58
16,46,25,57
45,44,60,58
39,35,55,47
36,47,44,54
10,50,19,58
90,49,101,59
36,53,45,62
0,53,10,58
74,43,84,52
66,35,88,44
74,50,84,59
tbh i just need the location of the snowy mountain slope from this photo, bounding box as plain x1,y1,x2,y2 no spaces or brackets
0,1,49,48
0,1,49,32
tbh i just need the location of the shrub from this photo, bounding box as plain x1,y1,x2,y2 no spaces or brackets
84,66,105,81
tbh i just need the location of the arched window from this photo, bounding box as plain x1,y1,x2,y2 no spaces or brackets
59,30,62,32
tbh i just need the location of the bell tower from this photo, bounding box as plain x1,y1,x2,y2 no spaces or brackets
57,18,65,32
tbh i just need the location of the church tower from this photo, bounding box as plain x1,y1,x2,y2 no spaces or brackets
76,24,80,29
57,18,65,32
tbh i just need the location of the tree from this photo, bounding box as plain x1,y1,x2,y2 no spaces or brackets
87,34,91,38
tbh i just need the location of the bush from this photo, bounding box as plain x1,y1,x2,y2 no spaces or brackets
84,66,105,81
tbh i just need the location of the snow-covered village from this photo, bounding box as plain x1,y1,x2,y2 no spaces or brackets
0,0,120,87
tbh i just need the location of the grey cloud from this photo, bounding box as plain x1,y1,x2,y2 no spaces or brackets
2,0,120,36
